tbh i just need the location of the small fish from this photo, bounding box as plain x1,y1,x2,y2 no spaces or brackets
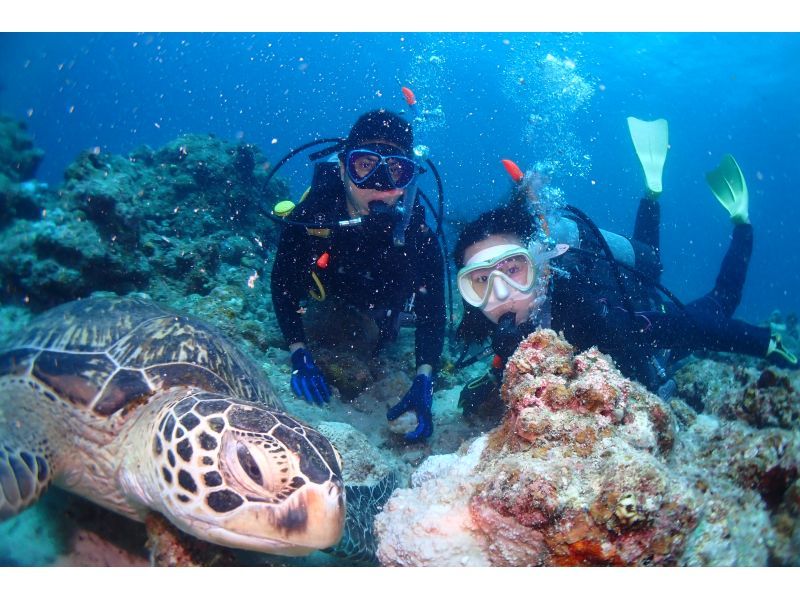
401,86,417,107
296,307,307,315
401,86,419,118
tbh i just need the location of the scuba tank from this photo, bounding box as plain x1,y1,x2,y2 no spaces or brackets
549,211,662,282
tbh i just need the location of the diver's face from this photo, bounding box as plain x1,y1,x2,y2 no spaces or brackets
462,234,538,325
340,141,405,217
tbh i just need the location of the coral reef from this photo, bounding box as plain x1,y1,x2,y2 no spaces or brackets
0,124,287,358
376,330,699,566
675,357,800,430
0,114,43,183
668,413,800,565
376,329,800,566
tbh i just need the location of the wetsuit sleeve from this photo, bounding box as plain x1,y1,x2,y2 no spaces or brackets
270,224,310,347
413,229,446,371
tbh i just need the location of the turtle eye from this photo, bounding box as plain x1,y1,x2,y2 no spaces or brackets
237,444,263,486
223,435,286,497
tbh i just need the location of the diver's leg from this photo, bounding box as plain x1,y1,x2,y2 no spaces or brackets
632,196,663,283
712,223,753,317
689,223,753,319
644,304,770,360
633,195,660,251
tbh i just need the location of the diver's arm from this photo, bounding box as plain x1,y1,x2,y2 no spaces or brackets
413,230,446,372
270,225,310,347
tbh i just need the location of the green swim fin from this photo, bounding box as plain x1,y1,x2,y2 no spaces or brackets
627,116,669,195
705,154,750,225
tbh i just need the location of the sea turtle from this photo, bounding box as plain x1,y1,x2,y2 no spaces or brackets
0,296,346,557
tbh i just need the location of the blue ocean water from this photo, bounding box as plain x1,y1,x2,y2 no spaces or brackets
1,32,798,322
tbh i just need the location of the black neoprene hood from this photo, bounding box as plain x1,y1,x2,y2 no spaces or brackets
453,205,536,269
345,109,413,154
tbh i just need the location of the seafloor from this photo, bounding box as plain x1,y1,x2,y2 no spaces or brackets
0,114,798,566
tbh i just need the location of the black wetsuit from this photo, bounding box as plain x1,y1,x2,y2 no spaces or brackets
463,197,771,391
270,170,445,370
548,197,769,389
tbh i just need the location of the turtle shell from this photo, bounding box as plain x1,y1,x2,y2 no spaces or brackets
0,296,282,417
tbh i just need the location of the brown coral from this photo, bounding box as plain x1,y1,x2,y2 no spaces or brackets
377,330,800,566
468,330,695,565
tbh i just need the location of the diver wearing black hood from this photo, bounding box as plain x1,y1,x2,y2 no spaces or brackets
454,138,797,417
270,109,445,442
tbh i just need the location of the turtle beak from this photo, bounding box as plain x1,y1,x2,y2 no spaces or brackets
198,476,346,556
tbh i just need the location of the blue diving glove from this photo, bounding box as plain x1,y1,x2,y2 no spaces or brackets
290,348,331,405
387,373,433,442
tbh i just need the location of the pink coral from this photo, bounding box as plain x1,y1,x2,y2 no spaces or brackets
376,329,699,566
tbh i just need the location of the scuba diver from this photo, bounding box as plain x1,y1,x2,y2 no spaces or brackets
270,109,445,442
456,117,798,416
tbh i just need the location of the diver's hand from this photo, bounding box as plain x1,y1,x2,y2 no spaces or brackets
458,369,501,416
387,373,433,442
290,348,331,405
492,312,525,360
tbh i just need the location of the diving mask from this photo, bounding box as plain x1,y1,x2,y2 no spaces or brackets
457,245,538,309
344,144,418,190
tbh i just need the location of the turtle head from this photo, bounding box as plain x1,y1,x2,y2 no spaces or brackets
145,393,345,556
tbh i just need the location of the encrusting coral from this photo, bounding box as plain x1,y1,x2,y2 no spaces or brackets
376,329,700,566
675,356,800,430
376,329,800,566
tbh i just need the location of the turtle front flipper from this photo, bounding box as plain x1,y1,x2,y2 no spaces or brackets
0,445,51,520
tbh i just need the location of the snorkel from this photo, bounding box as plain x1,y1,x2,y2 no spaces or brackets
391,145,426,247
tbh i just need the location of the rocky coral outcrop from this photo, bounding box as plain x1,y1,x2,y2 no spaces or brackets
675,357,800,430
375,437,492,566
376,329,800,566
0,114,44,183
673,309,800,431
668,412,800,565
376,330,699,566
0,114,47,232
0,119,287,356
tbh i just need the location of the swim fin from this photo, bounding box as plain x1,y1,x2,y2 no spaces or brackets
705,154,750,225
627,116,669,195
767,334,798,368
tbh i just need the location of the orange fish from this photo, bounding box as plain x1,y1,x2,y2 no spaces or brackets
401,86,417,106
501,159,524,183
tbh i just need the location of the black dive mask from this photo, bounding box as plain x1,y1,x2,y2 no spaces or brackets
344,143,417,191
